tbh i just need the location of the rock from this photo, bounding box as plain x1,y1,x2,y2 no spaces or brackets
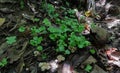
107,5,120,16
90,25,111,48
81,56,97,65
91,65,108,73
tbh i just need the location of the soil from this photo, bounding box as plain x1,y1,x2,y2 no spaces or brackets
0,0,120,73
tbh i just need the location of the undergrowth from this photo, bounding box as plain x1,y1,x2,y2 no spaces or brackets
2,1,91,67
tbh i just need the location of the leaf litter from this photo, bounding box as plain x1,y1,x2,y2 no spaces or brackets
0,0,120,73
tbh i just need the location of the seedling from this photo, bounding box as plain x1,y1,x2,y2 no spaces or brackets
49,34,58,41
30,36,43,46
41,53,47,60
42,3,55,17
31,26,46,35
48,26,62,33
43,18,51,26
29,6,91,58
58,46,65,52
20,0,24,9
37,46,43,51
18,26,25,32
90,49,96,54
6,36,16,44
0,58,8,67
65,50,70,55
84,64,92,72
33,18,40,22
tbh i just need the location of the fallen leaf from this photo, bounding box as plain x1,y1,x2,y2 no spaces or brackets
0,18,5,26
85,11,92,17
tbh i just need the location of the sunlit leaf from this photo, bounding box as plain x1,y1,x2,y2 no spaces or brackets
85,10,92,17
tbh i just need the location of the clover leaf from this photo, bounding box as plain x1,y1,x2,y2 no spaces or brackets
6,36,16,44
37,46,43,51
0,58,8,67
65,50,70,55
18,26,25,32
90,49,96,54
43,18,51,26
84,64,92,72
30,36,43,46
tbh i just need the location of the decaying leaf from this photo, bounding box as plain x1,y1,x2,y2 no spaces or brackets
0,18,5,27
7,41,28,63
85,10,92,17
57,55,65,62
0,8,14,14
106,19,120,28
16,58,25,73
0,42,11,57
39,62,51,71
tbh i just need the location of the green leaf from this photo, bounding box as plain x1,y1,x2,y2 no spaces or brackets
53,13,59,18
43,18,51,26
20,0,24,9
49,34,57,40
18,26,25,32
77,25,85,32
59,34,67,40
30,26,38,34
6,36,16,44
38,26,46,32
37,46,43,51
33,18,40,22
90,49,96,54
46,4,55,15
60,25,70,33
84,64,92,72
31,26,45,35
58,46,65,52
41,54,47,60
84,41,91,46
30,36,43,46
65,50,70,55
0,58,7,67
78,43,84,48
48,26,61,33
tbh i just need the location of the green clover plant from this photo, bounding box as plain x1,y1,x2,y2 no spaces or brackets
6,36,16,44
30,36,43,46
18,26,25,32
84,64,93,72
20,0,24,9
0,58,8,67
29,6,91,56
43,18,51,26
90,49,96,54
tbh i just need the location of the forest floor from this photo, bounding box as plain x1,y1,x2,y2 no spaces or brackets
0,0,120,73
